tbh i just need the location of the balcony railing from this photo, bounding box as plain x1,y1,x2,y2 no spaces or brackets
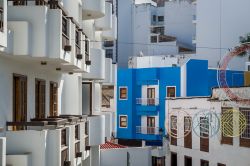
7,0,48,6
0,7,3,32
159,34,176,42
136,126,161,135
136,98,159,106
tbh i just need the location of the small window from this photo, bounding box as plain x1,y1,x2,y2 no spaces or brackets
248,65,250,71
153,15,156,22
218,164,226,166
119,115,127,128
167,87,176,98
151,36,157,43
158,16,164,22
185,156,192,166
119,87,128,100
240,108,250,147
170,116,177,146
201,160,209,166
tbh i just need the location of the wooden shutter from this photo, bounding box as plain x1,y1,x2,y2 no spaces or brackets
50,82,58,116
35,79,46,119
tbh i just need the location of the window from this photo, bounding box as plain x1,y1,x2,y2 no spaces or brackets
240,108,250,147
151,36,157,43
147,88,156,105
200,117,209,152
248,65,250,71
152,156,165,166
0,7,3,32
201,160,209,166
221,107,233,145
147,117,155,134
184,116,192,149
171,152,177,166
50,82,58,116
35,79,46,119
151,27,165,35
184,156,192,166
218,164,226,166
102,85,114,108
119,87,128,100
119,115,127,128
106,49,113,59
153,15,156,22
75,125,80,140
167,86,176,98
170,116,177,146
158,16,164,22
13,74,27,130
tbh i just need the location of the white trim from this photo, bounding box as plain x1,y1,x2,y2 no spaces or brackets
119,115,128,128
119,86,128,100
166,86,176,98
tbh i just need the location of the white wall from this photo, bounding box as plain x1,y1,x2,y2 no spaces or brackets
100,147,152,166
165,0,195,49
195,0,250,70
117,0,134,67
129,55,178,68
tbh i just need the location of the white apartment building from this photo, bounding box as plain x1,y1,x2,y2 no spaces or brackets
0,0,117,166
118,0,195,68
193,0,250,71
166,87,250,166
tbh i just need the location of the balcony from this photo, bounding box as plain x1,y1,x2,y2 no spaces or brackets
192,0,197,5
192,35,197,44
82,48,105,80
158,34,176,43
102,58,112,83
192,14,197,24
136,126,161,135
136,126,162,141
136,98,159,116
87,115,105,146
101,15,117,41
6,119,71,166
82,0,105,20
136,98,159,106
95,2,112,31
6,0,86,73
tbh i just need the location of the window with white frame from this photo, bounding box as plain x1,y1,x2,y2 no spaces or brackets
119,115,127,128
119,87,128,100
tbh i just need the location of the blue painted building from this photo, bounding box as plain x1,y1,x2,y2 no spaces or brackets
116,59,245,146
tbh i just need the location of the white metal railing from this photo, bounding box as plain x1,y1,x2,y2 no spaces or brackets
136,126,160,135
136,98,159,106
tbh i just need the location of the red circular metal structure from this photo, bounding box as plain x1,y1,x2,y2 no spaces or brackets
217,43,250,106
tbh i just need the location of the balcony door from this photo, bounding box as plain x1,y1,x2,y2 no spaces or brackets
35,79,46,119
147,117,155,134
13,74,27,129
147,87,155,105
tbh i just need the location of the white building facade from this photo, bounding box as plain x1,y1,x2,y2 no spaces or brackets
118,0,195,68
0,0,117,166
166,87,250,166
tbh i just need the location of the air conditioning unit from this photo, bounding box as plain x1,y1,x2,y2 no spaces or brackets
0,137,6,166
